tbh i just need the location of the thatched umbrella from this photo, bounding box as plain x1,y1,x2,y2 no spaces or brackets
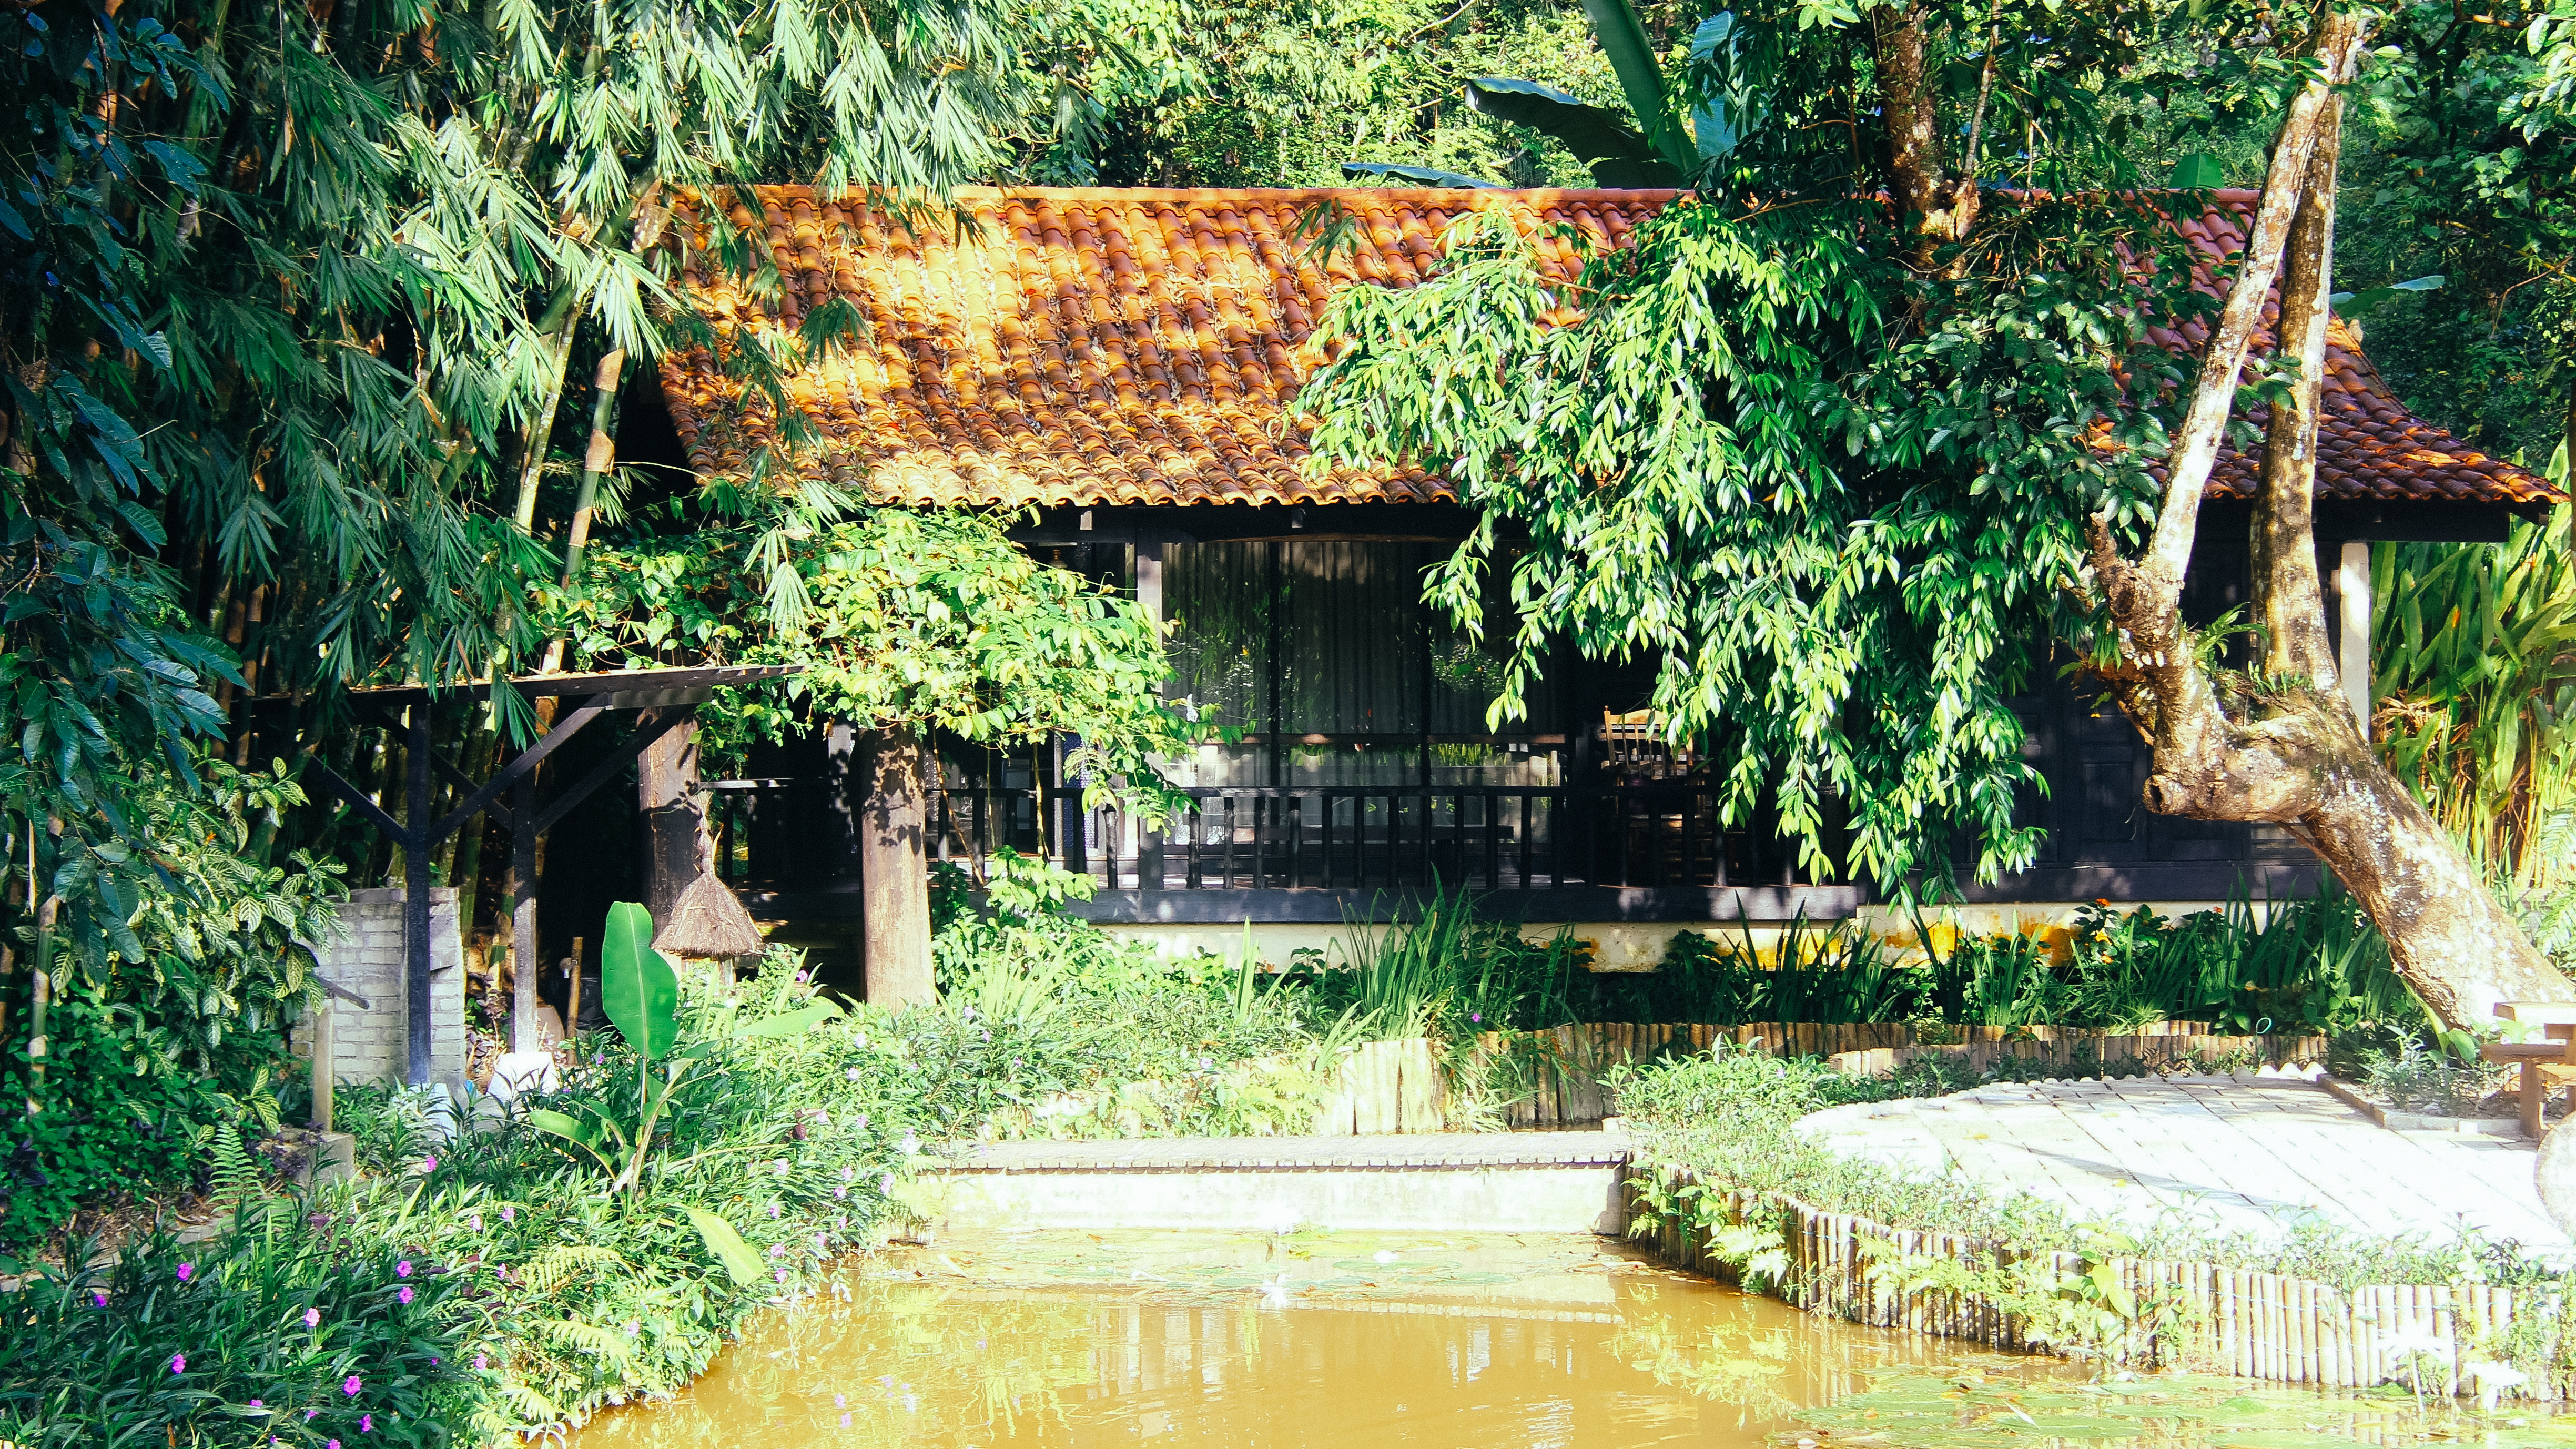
653,867,766,962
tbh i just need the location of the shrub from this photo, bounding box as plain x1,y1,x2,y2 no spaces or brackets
0,1199,473,1448
1,755,342,1251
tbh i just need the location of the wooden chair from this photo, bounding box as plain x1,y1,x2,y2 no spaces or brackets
2481,1002,2576,1138
1600,708,1700,779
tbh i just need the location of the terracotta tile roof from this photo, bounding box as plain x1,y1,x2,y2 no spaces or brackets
655,185,2559,512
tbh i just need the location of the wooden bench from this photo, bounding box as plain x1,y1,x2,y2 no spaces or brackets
2482,1003,2576,1138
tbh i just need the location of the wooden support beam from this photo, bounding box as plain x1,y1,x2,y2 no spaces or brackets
530,706,695,836
432,694,614,841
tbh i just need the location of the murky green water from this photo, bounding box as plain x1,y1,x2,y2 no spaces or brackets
567,1231,2576,1449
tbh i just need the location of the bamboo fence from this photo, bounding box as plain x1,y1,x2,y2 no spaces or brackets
1476,1022,2326,1128
1624,1163,2559,1397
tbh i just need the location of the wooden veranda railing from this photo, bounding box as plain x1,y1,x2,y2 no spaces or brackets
705,779,1830,893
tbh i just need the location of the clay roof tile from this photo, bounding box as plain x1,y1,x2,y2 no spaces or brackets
656,185,2559,511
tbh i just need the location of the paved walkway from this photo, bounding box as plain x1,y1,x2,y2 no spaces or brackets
1798,1076,2572,1256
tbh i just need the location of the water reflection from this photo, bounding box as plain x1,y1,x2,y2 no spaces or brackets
570,1230,1933,1447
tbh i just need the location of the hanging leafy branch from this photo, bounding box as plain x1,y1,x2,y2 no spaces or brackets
560,507,1190,814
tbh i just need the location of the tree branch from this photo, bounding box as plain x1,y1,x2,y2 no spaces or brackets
2126,9,2374,621
2253,96,2344,691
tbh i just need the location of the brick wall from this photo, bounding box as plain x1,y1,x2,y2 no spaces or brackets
303,888,465,1092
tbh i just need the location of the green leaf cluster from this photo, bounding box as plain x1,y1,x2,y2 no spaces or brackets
564,507,1189,811
1302,186,2210,889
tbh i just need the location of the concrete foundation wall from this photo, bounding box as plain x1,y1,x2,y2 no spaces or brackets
305,888,465,1092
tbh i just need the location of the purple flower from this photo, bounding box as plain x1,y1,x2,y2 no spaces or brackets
768,1202,781,1220
250,1401,263,1408
768,1243,786,1259
840,1414,853,1428
395,1260,412,1278
501,1206,515,1223
304,1307,321,1329
330,1441,341,1449
398,1286,414,1305
814,1233,827,1252
834,1186,848,1200
1470,1012,1483,1024
774,1267,788,1283
773,1158,789,1176
855,1113,868,1128
90,1292,106,1308
420,1155,437,1172
345,1374,363,1395
841,1166,855,1182
468,1213,483,1232
176,1263,194,1282
307,1410,319,1421
474,1354,488,1371
835,1394,847,1409
795,970,808,983
361,1414,373,1433
169,1353,186,1374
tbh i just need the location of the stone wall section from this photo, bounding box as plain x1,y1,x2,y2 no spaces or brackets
299,887,465,1091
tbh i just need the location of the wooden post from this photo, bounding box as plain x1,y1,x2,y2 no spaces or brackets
509,771,539,1052
310,998,334,1133
404,705,434,1087
1134,543,1165,891
566,935,585,1047
859,727,935,1006
637,710,704,921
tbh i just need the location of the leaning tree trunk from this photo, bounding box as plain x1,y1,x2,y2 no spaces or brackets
2086,7,2571,1029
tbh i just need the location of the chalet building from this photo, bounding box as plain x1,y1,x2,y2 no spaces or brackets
643,186,2564,967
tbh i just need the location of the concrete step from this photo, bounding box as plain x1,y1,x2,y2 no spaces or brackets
920,1131,1632,1235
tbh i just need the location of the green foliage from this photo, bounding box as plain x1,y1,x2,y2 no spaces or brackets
922,909,1321,1138
1547,879,2416,1037
2336,1,2576,468
2374,507,2576,887
1301,184,2212,890
1,991,214,1253
526,901,837,1194
1282,879,1589,1041
1029,0,1624,188
2,755,342,1249
0,1203,473,1447
292,947,930,1437
567,508,1185,808
2354,1030,2516,1116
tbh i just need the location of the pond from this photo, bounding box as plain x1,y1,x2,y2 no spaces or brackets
567,1230,2575,1449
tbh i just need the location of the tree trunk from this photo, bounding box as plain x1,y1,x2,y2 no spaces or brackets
2086,8,2571,1028
858,727,934,1008
637,709,703,924
1871,4,1949,265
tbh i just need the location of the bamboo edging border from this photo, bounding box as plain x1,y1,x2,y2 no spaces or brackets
1484,1022,2325,1129
1621,1163,2556,1399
